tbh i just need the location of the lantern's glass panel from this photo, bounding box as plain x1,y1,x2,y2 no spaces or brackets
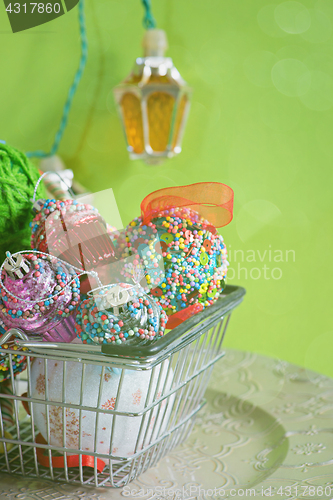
147,92,175,152
148,74,173,84
172,93,188,149
121,93,145,154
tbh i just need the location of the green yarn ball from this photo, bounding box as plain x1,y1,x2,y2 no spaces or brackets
0,143,47,263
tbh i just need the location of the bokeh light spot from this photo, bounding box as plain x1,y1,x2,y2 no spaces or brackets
271,58,311,96
300,9,332,43
257,4,289,38
274,1,311,34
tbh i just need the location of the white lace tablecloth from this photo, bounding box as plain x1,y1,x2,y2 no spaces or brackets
1,349,332,500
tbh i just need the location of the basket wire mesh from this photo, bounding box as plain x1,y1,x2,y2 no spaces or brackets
0,285,245,487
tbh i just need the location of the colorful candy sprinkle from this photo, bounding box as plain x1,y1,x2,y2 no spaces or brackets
113,207,228,318
75,283,167,345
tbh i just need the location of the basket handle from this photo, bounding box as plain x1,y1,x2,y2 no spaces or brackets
0,328,29,346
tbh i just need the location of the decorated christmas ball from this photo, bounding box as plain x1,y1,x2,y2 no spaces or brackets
78,223,120,296
0,252,80,339
75,283,167,345
0,143,47,263
114,207,228,326
42,314,77,343
0,332,27,383
30,357,174,458
1,318,27,382
30,199,116,273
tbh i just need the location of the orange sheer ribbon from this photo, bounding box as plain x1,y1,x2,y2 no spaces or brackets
141,182,234,228
36,434,106,472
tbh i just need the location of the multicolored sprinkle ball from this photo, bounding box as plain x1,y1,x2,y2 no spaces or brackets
75,283,167,345
110,225,165,290
0,337,28,383
0,253,80,336
114,208,228,319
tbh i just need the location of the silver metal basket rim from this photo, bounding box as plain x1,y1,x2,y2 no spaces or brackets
103,285,245,360
0,285,245,370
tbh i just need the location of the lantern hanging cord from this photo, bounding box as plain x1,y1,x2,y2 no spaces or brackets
141,0,157,29
26,0,88,159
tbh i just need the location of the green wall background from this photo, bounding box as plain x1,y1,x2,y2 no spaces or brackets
0,0,332,376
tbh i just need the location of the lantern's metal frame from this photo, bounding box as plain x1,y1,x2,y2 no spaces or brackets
0,286,245,488
114,56,192,164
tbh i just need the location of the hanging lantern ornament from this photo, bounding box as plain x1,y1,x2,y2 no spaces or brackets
114,0,191,165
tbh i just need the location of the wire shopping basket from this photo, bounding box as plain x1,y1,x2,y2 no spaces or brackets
0,285,245,488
